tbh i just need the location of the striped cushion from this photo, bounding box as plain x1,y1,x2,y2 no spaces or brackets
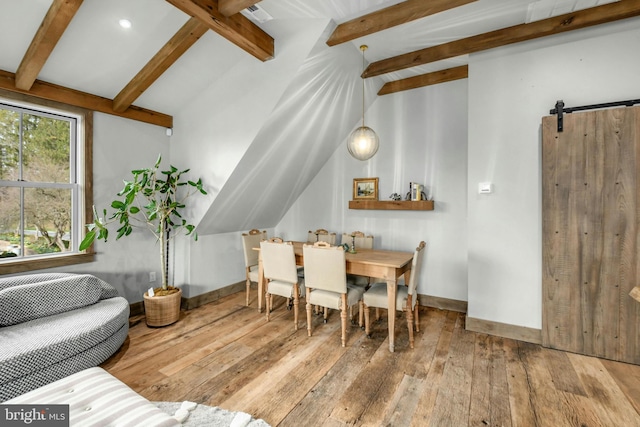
5,367,180,427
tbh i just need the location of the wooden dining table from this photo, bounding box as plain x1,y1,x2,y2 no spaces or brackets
256,241,414,353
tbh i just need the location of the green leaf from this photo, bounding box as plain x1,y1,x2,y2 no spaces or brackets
111,200,125,209
79,230,96,251
129,206,140,214
155,154,162,168
97,228,109,240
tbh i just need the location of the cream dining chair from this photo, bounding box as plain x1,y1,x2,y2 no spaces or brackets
341,231,374,252
260,238,304,331
307,229,336,245
362,241,426,349
303,242,364,347
241,229,267,306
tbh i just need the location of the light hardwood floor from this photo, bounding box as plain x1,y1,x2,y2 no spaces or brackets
101,290,640,426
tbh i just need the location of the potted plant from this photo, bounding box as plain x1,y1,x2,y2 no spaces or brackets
80,154,207,327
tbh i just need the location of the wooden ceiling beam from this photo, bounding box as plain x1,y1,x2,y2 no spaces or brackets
15,0,84,91
364,0,640,78
327,0,476,47
166,0,274,61
0,69,172,128
113,18,208,113
378,65,468,96
218,0,259,17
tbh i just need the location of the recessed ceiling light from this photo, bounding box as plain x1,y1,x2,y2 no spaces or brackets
119,19,132,29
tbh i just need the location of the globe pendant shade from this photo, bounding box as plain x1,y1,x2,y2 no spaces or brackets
347,126,379,161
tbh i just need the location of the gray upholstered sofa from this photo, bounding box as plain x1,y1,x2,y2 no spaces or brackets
0,273,129,402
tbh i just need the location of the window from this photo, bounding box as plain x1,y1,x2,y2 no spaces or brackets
0,93,93,274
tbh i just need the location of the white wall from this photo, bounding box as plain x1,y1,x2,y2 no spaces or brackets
168,19,330,294
467,20,640,329
276,79,469,301
29,19,640,321
52,113,170,303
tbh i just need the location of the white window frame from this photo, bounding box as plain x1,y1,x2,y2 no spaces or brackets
0,91,94,275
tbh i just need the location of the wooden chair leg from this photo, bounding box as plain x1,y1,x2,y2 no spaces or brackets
246,277,251,306
407,314,415,349
364,303,371,337
293,285,299,331
414,297,420,332
324,307,328,323
266,293,271,322
358,300,364,328
306,289,312,337
340,294,347,347
406,297,415,349
375,307,380,321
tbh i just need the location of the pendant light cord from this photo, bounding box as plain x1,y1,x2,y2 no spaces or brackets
361,46,366,128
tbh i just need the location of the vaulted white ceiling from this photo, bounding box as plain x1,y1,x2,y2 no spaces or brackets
1,0,618,118
0,0,627,234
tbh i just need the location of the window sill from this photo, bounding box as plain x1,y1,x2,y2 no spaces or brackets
0,252,95,275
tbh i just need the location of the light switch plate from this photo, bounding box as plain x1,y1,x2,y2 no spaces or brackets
479,182,493,194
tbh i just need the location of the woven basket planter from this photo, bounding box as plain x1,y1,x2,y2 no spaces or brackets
143,288,182,327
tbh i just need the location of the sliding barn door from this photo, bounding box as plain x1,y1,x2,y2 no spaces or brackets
542,106,640,364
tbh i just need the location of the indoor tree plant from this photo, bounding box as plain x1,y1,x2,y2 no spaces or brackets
80,154,207,326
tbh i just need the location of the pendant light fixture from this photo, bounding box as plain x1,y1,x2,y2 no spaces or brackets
347,45,379,161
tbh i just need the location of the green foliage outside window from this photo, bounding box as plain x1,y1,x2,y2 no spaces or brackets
0,104,74,259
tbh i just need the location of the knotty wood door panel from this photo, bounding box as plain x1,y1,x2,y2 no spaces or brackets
542,106,640,364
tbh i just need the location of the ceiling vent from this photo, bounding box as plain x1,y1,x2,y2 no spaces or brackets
242,4,273,23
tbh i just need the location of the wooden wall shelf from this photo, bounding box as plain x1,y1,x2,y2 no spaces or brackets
348,200,434,211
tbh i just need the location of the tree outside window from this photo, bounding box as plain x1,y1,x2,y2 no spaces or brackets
0,105,76,259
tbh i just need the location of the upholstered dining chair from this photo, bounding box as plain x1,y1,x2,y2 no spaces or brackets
341,231,374,251
260,238,304,331
303,241,364,347
307,229,337,245
362,241,426,349
241,229,267,306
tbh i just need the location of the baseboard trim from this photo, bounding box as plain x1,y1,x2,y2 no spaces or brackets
466,316,542,344
129,301,144,317
418,294,467,313
129,281,246,316
181,281,246,310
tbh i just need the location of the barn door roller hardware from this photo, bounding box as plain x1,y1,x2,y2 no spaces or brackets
550,98,640,132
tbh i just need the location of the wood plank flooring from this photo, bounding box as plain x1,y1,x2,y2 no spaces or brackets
101,290,640,426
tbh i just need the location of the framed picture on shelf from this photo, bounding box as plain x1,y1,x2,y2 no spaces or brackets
353,177,379,200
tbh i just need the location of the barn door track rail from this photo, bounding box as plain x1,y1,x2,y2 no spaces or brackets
550,98,640,132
